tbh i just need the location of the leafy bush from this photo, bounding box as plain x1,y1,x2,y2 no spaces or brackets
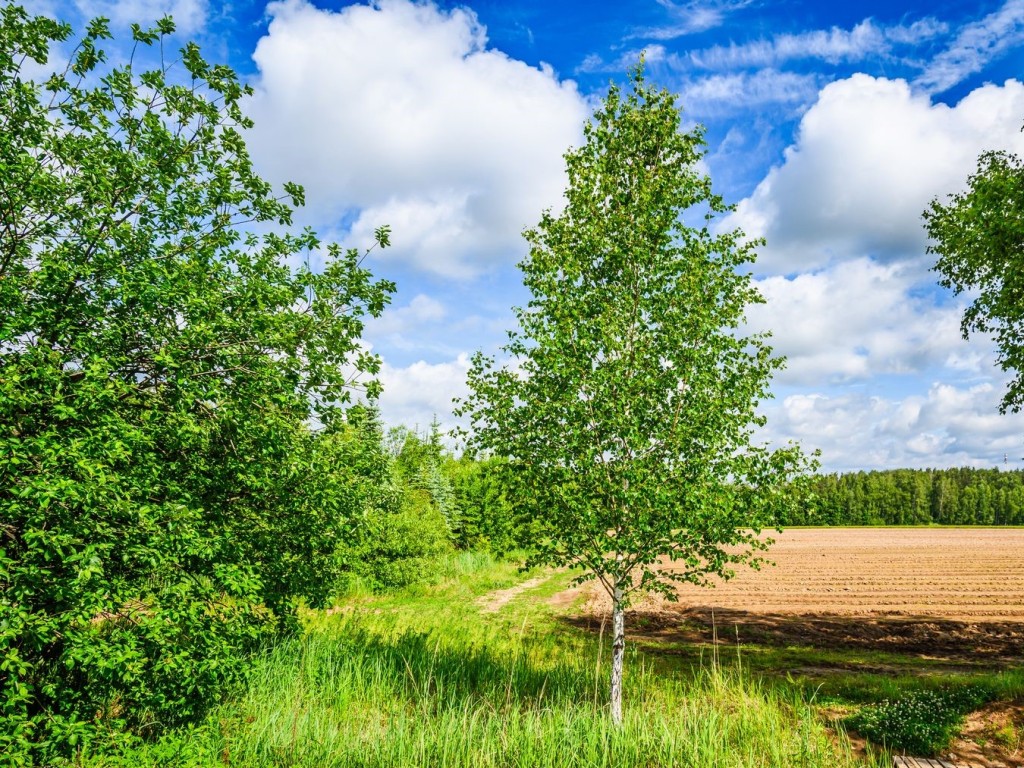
346,490,453,590
0,5,390,759
847,687,986,754
447,456,526,555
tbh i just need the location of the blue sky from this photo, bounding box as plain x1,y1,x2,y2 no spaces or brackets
32,0,1024,470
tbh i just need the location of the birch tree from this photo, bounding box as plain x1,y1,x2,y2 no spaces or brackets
457,68,808,725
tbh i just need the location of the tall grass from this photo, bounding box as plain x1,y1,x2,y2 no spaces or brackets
77,561,875,767
171,624,857,768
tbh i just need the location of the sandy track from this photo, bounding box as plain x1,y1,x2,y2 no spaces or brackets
476,574,551,613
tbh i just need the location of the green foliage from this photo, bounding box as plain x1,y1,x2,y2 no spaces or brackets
783,467,1024,526
457,66,809,611
447,455,522,555
334,409,454,592
200,629,842,768
847,687,986,755
457,64,811,723
419,419,460,535
925,149,1024,413
388,425,524,556
70,563,865,768
345,490,453,590
0,5,391,758
987,722,1019,750
387,419,461,539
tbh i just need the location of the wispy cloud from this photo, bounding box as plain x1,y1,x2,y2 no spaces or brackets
576,44,668,74
915,0,1024,93
688,17,948,70
676,69,819,115
73,0,209,35
628,0,754,41
576,48,819,116
886,17,950,45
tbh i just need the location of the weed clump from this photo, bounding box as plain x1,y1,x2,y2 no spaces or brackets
847,687,986,755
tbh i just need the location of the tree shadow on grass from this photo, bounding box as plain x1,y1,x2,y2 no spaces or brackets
294,623,600,714
560,606,1024,664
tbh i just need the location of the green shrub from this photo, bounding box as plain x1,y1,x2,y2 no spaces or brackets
0,5,390,759
847,687,986,754
344,490,453,591
447,456,525,555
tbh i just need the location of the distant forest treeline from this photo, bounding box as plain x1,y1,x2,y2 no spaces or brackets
782,468,1024,526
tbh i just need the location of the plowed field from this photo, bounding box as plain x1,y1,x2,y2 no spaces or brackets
669,527,1024,621
571,528,1024,659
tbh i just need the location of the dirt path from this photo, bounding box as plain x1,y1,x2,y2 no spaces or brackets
476,574,552,613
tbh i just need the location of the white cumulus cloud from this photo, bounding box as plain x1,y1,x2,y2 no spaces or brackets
763,382,1024,471
749,258,969,386
246,0,590,278
378,354,472,434
729,75,1024,274
369,293,446,335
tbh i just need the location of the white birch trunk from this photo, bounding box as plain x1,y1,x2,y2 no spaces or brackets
609,583,625,726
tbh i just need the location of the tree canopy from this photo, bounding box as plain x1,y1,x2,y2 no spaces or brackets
781,467,1024,526
0,6,391,756
457,67,808,723
925,149,1024,413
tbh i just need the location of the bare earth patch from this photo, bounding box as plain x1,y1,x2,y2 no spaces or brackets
951,701,1024,767
557,528,1024,660
550,528,1024,766
660,528,1024,622
476,575,551,613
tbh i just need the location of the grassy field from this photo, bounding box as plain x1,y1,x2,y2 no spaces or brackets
73,552,893,768
69,541,1024,767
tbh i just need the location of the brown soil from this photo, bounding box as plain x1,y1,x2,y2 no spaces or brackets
553,528,1024,766
951,701,1024,767
546,583,587,612
661,528,1024,622
561,528,1024,660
